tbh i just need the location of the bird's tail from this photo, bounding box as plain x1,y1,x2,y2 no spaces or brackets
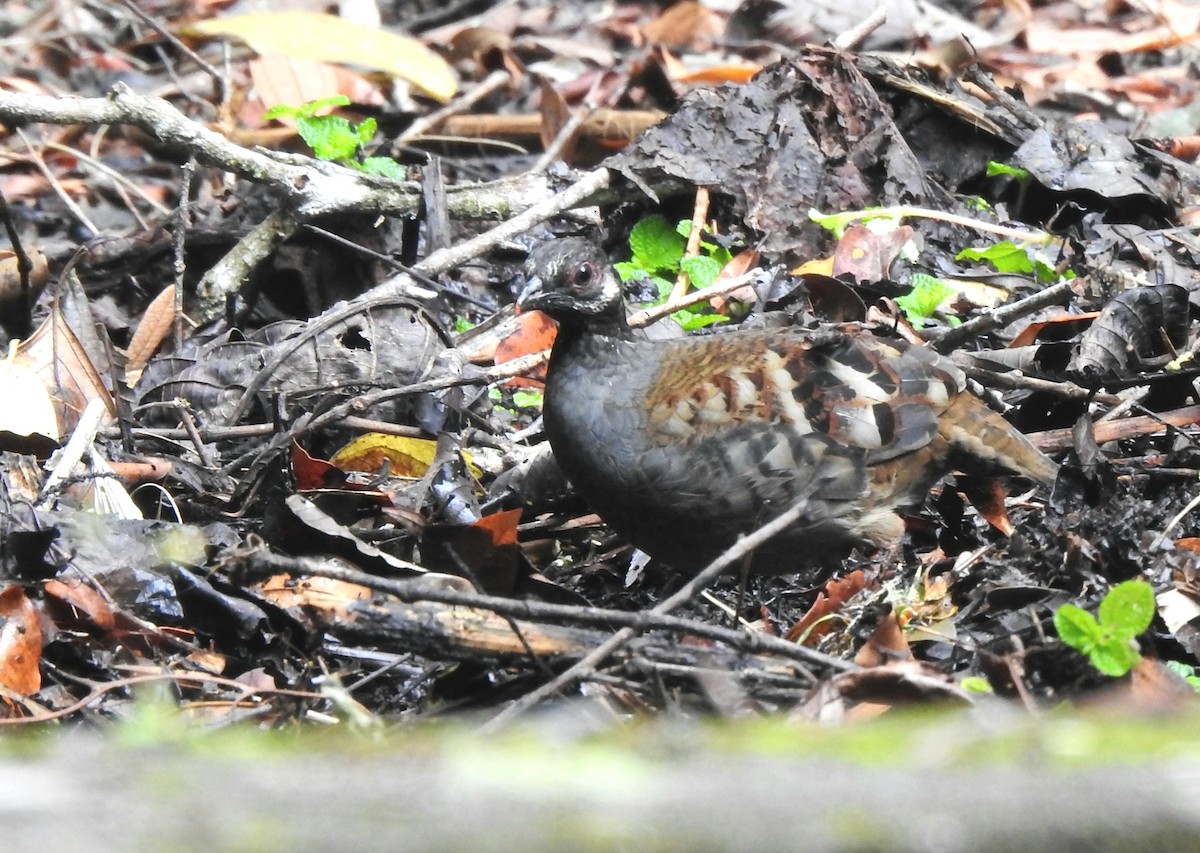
940,395,1059,488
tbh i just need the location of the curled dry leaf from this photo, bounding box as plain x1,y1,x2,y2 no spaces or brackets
17,307,116,438
1070,284,1189,376
641,1,723,49
124,285,176,384
44,577,115,632
0,585,42,696
785,569,869,645
854,611,913,668
494,309,556,386
329,433,482,480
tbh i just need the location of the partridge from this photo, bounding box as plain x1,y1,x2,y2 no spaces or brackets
518,238,1058,576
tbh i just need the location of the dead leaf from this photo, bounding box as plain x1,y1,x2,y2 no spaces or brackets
125,285,176,383
250,52,384,120
329,433,482,479
854,611,912,668
15,306,116,439
0,344,59,442
674,64,761,85
0,249,49,314
420,509,524,595
832,223,915,282
642,1,722,49
291,442,352,492
785,570,869,645
44,577,115,631
0,586,42,696
185,11,458,102
1008,311,1098,348
495,310,556,386
960,477,1016,536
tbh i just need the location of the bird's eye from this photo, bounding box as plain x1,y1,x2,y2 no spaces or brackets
571,262,595,287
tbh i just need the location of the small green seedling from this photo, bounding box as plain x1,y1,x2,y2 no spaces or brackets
895,273,955,324
960,676,994,694
1053,579,1156,677
263,96,405,180
511,388,544,409
614,215,733,331
488,386,543,417
985,161,1032,181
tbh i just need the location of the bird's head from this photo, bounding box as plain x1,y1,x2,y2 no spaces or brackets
518,238,626,324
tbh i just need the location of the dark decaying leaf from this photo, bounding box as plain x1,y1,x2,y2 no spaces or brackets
1012,120,1200,208
1070,284,1189,376
420,509,524,595
278,494,427,578
613,51,947,255
134,302,443,425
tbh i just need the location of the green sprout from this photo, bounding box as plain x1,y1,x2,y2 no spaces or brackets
895,273,955,324
985,161,1032,181
263,95,405,180
1054,580,1156,677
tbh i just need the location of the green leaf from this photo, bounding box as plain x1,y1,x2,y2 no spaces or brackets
1054,604,1103,652
1165,661,1200,690
808,206,900,239
613,261,641,282
296,115,361,161
629,215,685,273
1099,579,1155,638
957,242,1035,275
356,117,378,147
1089,640,1142,677
986,161,1032,181
680,255,722,289
672,311,727,331
707,243,733,265
360,157,406,180
1032,256,1059,283
895,274,953,322
262,104,302,121
512,388,544,409
263,95,349,121
960,676,993,694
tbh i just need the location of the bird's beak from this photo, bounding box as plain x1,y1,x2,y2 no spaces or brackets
516,274,544,309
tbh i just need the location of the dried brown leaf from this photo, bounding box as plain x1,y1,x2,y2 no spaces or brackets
0,586,42,696
125,285,176,382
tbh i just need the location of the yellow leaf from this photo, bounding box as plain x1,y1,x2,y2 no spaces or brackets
330,433,481,479
186,12,457,102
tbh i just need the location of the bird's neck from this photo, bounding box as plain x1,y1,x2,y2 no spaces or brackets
551,309,635,356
